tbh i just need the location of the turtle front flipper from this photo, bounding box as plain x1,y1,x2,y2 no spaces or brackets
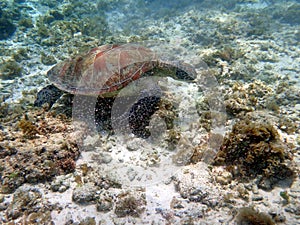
34,84,64,107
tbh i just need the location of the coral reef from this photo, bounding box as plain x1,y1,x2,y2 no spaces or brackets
224,80,273,117
0,108,80,194
0,0,299,224
214,119,295,189
274,3,300,25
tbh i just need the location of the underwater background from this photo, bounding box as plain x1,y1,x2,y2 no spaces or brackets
0,0,299,224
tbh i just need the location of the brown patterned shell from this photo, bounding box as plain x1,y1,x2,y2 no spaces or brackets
47,43,196,96
47,44,159,96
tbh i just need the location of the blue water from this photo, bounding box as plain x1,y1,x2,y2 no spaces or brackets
0,0,299,101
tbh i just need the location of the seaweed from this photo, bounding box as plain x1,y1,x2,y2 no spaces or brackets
214,119,295,189
0,60,22,80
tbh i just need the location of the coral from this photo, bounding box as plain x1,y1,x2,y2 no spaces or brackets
80,16,109,38
18,115,39,138
165,129,181,150
202,46,245,66
224,81,273,117
43,10,64,24
36,17,50,38
12,48,30,62
18,18,34,29
278,117,297,135
214,119,295,189
40,52,57,65
6,187,42,220
58,157,76,173
242,12,271,36
0,108,80,194
235,207,275,225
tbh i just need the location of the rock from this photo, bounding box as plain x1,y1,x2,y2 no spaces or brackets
0,202,8,211
78,217,96,225
252,184,259,194
114,191,146,217
91,153,112,164
72,183,98,204
215,170,233,185
284,205,300,215
0,18,16,40
172,163,219,207
51,175,70,192
170,197,184,209
252,195,263,201
6,186,43,220
126,138,145,151
96,191,114,212
0,194,4,203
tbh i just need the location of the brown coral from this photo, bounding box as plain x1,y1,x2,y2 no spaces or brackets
214,119,295,189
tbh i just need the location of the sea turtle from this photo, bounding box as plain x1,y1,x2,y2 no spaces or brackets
34,43,196,136
34,43,197,107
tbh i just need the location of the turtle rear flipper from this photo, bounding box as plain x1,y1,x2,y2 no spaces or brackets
34,84,64,108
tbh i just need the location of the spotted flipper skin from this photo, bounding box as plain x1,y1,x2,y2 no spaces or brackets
34,84,64,107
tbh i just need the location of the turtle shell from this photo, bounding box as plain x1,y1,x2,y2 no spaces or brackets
47,44,158,96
